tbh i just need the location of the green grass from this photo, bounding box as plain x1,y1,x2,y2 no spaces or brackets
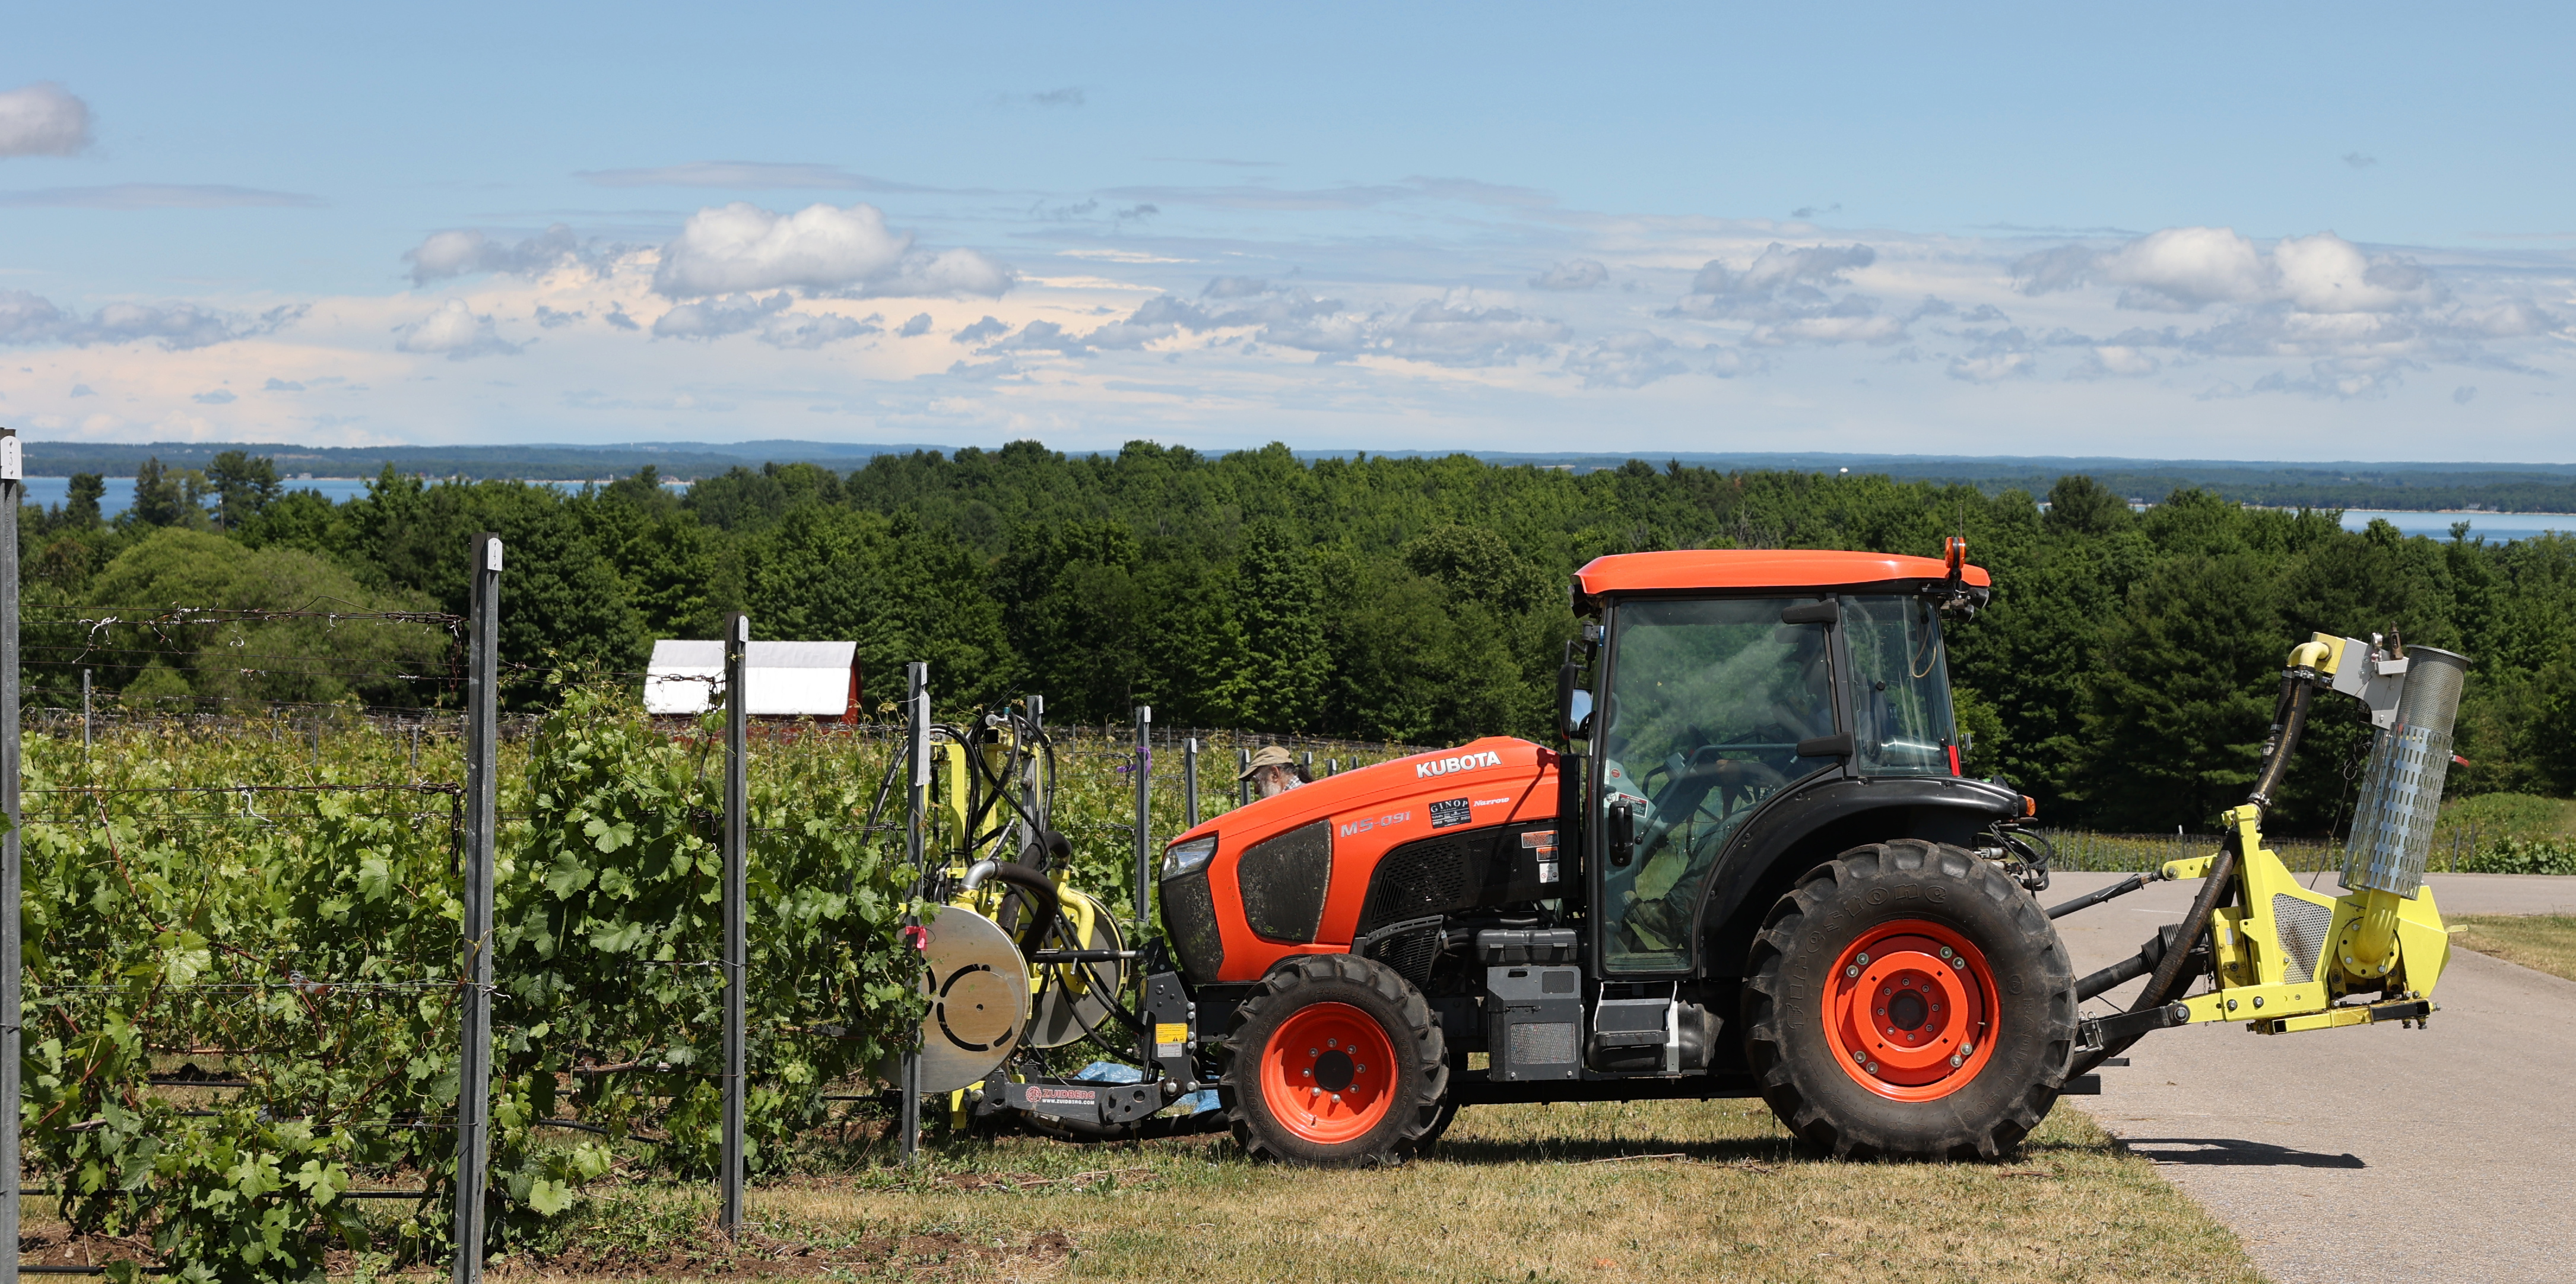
491,1099,2260,1284
2451,914,2576,984
2438,793,2576,845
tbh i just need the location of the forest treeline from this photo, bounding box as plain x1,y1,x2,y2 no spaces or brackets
17,442,2574,834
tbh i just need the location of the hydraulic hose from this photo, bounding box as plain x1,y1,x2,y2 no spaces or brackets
962,860,1064,955
2246,676,2316,814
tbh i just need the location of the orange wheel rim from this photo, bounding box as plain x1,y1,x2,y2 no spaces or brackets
1259,1002,1397,1144
1822,918,1999,1102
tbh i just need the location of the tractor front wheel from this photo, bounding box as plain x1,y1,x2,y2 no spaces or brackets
1217,954,1448,1166
1744,839,2076,1160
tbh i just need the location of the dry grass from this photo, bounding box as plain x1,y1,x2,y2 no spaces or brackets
2451,914,2576,984
493,1098,2258,1284
19,1099,2261,1282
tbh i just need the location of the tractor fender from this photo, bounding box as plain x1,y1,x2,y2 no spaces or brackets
1685,774,2024,979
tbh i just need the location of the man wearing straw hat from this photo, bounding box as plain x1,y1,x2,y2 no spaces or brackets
1238,744,1309,800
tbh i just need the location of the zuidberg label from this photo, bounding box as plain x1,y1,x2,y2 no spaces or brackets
1417,750,1503,778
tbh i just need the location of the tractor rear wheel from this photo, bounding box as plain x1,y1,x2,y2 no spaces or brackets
1743,839,2076,1160
1217,954,1448,1166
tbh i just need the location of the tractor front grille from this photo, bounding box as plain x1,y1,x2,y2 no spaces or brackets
1160,870,1225,985
1238,820,1334,943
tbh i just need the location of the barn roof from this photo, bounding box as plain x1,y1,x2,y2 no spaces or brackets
645,639,858,716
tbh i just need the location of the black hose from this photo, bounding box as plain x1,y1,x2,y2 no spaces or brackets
969,861,1063,955
2067,834,2237,1079
2074,930,2169,1001
2247,678,2315,813
2047,871,2150,920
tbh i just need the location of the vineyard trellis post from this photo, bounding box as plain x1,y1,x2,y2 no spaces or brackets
1026,695,1046,833
1132,706,1152,927
1183,737,1200,829
3,427,24,1284
1238,747,1251,807
899,661,928,1162
452,531,503,1284
720,614,748,1234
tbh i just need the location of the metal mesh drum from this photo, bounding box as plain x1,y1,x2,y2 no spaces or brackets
2341,647,2470,899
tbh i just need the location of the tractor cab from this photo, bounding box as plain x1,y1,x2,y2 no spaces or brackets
1571,549,2019,979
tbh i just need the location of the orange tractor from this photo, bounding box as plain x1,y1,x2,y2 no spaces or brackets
930,543,2464,1165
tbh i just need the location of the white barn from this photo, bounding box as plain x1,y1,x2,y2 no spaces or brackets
645,639,861,721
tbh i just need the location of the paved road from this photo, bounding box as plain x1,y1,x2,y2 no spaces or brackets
2047,870,2576,1284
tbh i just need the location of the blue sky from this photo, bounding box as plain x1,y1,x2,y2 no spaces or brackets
4,2,2571,460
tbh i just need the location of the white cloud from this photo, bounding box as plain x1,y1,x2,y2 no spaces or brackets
1946,328,2038,382
0,289,305,350
405,224,601,284
2272,233,2441,313
651,202,1010,300
1530,258,1608,290
2067,345,2161,379
0,83,91,157
1747,296,1906,347
1563,330,1686,388
2449,298,2556,338
1693,243,1876,299
2097,226,2274,310
897,312,933,337
394,300,521,360
651,291,881,348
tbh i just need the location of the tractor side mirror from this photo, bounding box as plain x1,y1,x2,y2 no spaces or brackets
1557,657,1591,740
1607,798,1636,867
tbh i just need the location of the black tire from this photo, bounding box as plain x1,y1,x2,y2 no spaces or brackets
1407,1093,1462,1158
1742,840,2076,1161
1216,954,1448,1166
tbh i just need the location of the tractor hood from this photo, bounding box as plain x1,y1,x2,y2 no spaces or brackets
1158,737,1562,984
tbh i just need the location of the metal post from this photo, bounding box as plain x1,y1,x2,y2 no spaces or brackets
1133,706,1152,927
451,532,502,1284
1026,694,1046,835
81,668,90,761
899,662,928,1161
2,430,23,1284
1239,747,1252,807
720,614,747,1232
1184,737,1200,830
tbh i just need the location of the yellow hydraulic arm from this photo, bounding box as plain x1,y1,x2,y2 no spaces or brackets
2069,631,2468,1061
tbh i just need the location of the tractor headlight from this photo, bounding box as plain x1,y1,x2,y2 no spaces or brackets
1162,835,1218,879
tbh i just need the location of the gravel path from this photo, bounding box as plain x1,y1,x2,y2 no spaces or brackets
2048,870,2576,1284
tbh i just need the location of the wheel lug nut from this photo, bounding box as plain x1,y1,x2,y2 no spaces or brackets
1940,946,1953,959
1846,965,1860,978
1857,953,1870,966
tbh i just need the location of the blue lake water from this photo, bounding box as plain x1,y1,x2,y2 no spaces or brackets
2338,509,2572,540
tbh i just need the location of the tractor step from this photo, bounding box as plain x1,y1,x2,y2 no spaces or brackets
2060,1074,2101,1095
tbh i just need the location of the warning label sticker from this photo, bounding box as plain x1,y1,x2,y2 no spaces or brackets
1153,1022,1189,1054
1429,797,1472,829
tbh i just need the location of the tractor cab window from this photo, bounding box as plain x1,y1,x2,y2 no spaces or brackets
1598,598,1839,974
1844,595,1957,776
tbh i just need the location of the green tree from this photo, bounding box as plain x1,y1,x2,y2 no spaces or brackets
1211,521,1330,731
126,456,210,529
206,450,284,530
64,472,106,527
2080,553,2286,829
2044,474,2131,537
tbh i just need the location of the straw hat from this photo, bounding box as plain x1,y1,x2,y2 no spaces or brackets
1237,745,1297,779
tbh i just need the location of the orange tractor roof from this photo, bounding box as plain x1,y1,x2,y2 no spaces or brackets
1574,549,1991,597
